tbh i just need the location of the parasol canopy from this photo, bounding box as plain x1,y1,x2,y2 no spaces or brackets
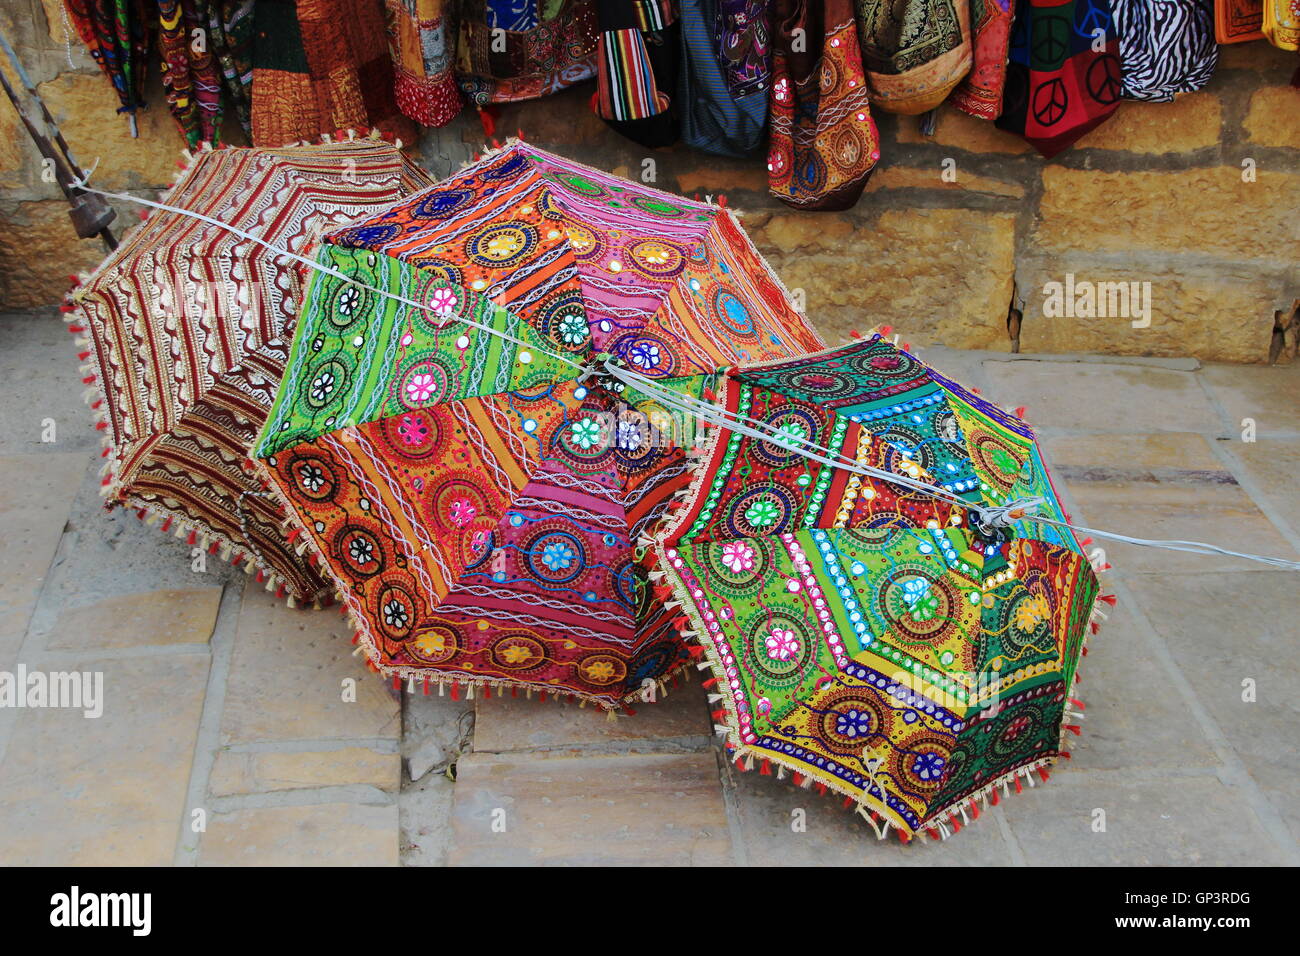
252,141,825,706
68,138,433,603
645,334,1100,840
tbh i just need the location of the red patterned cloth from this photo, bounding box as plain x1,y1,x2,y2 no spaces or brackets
950,0,1016,120
68,140,432,601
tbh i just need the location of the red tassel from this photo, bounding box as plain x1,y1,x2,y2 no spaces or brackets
710,709,726,722
275,584,285,599
717,193,727,207
60,304,75,313
686,645,705,659
1099,594,1117,606
1061,751,1072,760
478,105,499,138
482,685,490,699
1014,776,1023,794
1069,698,1085,710
423,678,431,696
94,421,107,431
1014,406,1026,418
186,531,197,546
652,585,673,601
970,800,980,819
91,399,103,409
815,783,826,795
792,772,803,786
991,788,1000,806
392,676,401,692
100,447,110,458
849,330,863,340
1038,767,1050,782
161,517,174,533
450,682,460,700
1065,724,1082,736
255,570,265,583
734,754,747,771
926,827,940,840
897,830,911,844
701,677,718,689
78,351,91,361
760,760,772,776
672,615,690,629
949,814,961,833
510,686,517,698
82,376,96,385
842,796,853,808
67,324,86,333
877,325,893,337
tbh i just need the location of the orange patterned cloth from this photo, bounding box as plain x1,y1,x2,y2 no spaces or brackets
250,0,416,146
1215,0,1266,41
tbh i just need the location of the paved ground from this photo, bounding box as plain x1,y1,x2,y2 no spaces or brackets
0,311,1296,866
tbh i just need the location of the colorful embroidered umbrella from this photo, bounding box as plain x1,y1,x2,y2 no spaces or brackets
251,141,825,706
646,333,1100,841
67,138,433,603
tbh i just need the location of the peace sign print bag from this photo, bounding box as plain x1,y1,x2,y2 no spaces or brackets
995,0,1124,157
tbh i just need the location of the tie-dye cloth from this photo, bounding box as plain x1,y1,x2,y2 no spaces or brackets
653,334,1100,840
253,141,826,707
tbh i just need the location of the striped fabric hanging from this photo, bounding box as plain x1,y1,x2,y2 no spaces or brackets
1112,0,1217,103
594,0,679,146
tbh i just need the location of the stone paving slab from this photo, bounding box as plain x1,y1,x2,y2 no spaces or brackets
472,679,711,754
1220,438,1300,537
448,751,733,865
1126,570,1300,844
727,768,1018,866
1200,364,1300,438
220,587,399,745
1000,771,1290,866
0,452,85,664
198,803,399,866
1066,602,1219,772
0,316,96,455
983,361,1224,433
1061,481,1298,573
0,653,209,865
44,587,222,650
210,747,400,797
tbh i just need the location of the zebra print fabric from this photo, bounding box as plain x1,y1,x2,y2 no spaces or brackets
1113,0,1218,102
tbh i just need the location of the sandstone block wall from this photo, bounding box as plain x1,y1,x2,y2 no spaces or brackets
2,0,1296,362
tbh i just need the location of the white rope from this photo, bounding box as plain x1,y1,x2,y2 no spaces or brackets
74,175,1300,573
606,362,1300,571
